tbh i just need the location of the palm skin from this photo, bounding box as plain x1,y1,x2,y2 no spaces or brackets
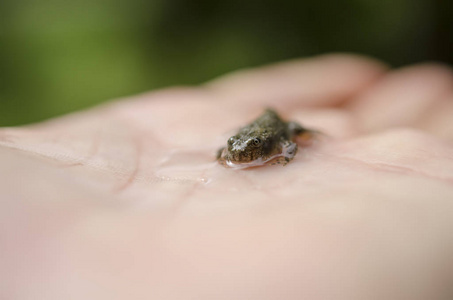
1,54,453,299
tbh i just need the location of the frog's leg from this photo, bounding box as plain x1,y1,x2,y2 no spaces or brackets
288,122,317,143
270,140,298,166
288,121,312,139
216,147,225,160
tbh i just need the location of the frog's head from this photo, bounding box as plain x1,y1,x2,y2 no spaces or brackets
225,134,269,163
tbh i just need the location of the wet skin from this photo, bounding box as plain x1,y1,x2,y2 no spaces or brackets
217,109,311,167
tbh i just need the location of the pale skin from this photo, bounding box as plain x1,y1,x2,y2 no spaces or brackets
1,54,453,299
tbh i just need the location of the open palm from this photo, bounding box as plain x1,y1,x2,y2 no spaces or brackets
1,54,453,299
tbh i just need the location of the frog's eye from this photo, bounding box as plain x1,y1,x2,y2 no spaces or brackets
228,137,235,145
251,138,262,147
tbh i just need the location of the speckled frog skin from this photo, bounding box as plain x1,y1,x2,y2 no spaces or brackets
217,109,311,168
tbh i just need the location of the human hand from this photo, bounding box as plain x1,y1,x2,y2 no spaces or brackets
1,54,453,299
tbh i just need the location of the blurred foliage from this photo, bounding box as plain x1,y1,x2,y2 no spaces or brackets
0,0,452,126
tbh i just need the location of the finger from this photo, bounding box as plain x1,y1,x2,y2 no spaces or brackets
348,64,453,133
207,53,387,108
418,94,453,141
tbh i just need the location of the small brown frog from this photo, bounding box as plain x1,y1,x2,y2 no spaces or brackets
217,109,314,168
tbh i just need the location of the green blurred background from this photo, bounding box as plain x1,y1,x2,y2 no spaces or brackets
1,0,452,126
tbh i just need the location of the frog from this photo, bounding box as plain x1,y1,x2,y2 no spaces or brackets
217,108,314,168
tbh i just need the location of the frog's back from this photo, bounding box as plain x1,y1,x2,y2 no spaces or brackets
251,109,287,132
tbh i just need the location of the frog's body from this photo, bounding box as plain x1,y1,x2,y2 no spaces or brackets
217,109,311,168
